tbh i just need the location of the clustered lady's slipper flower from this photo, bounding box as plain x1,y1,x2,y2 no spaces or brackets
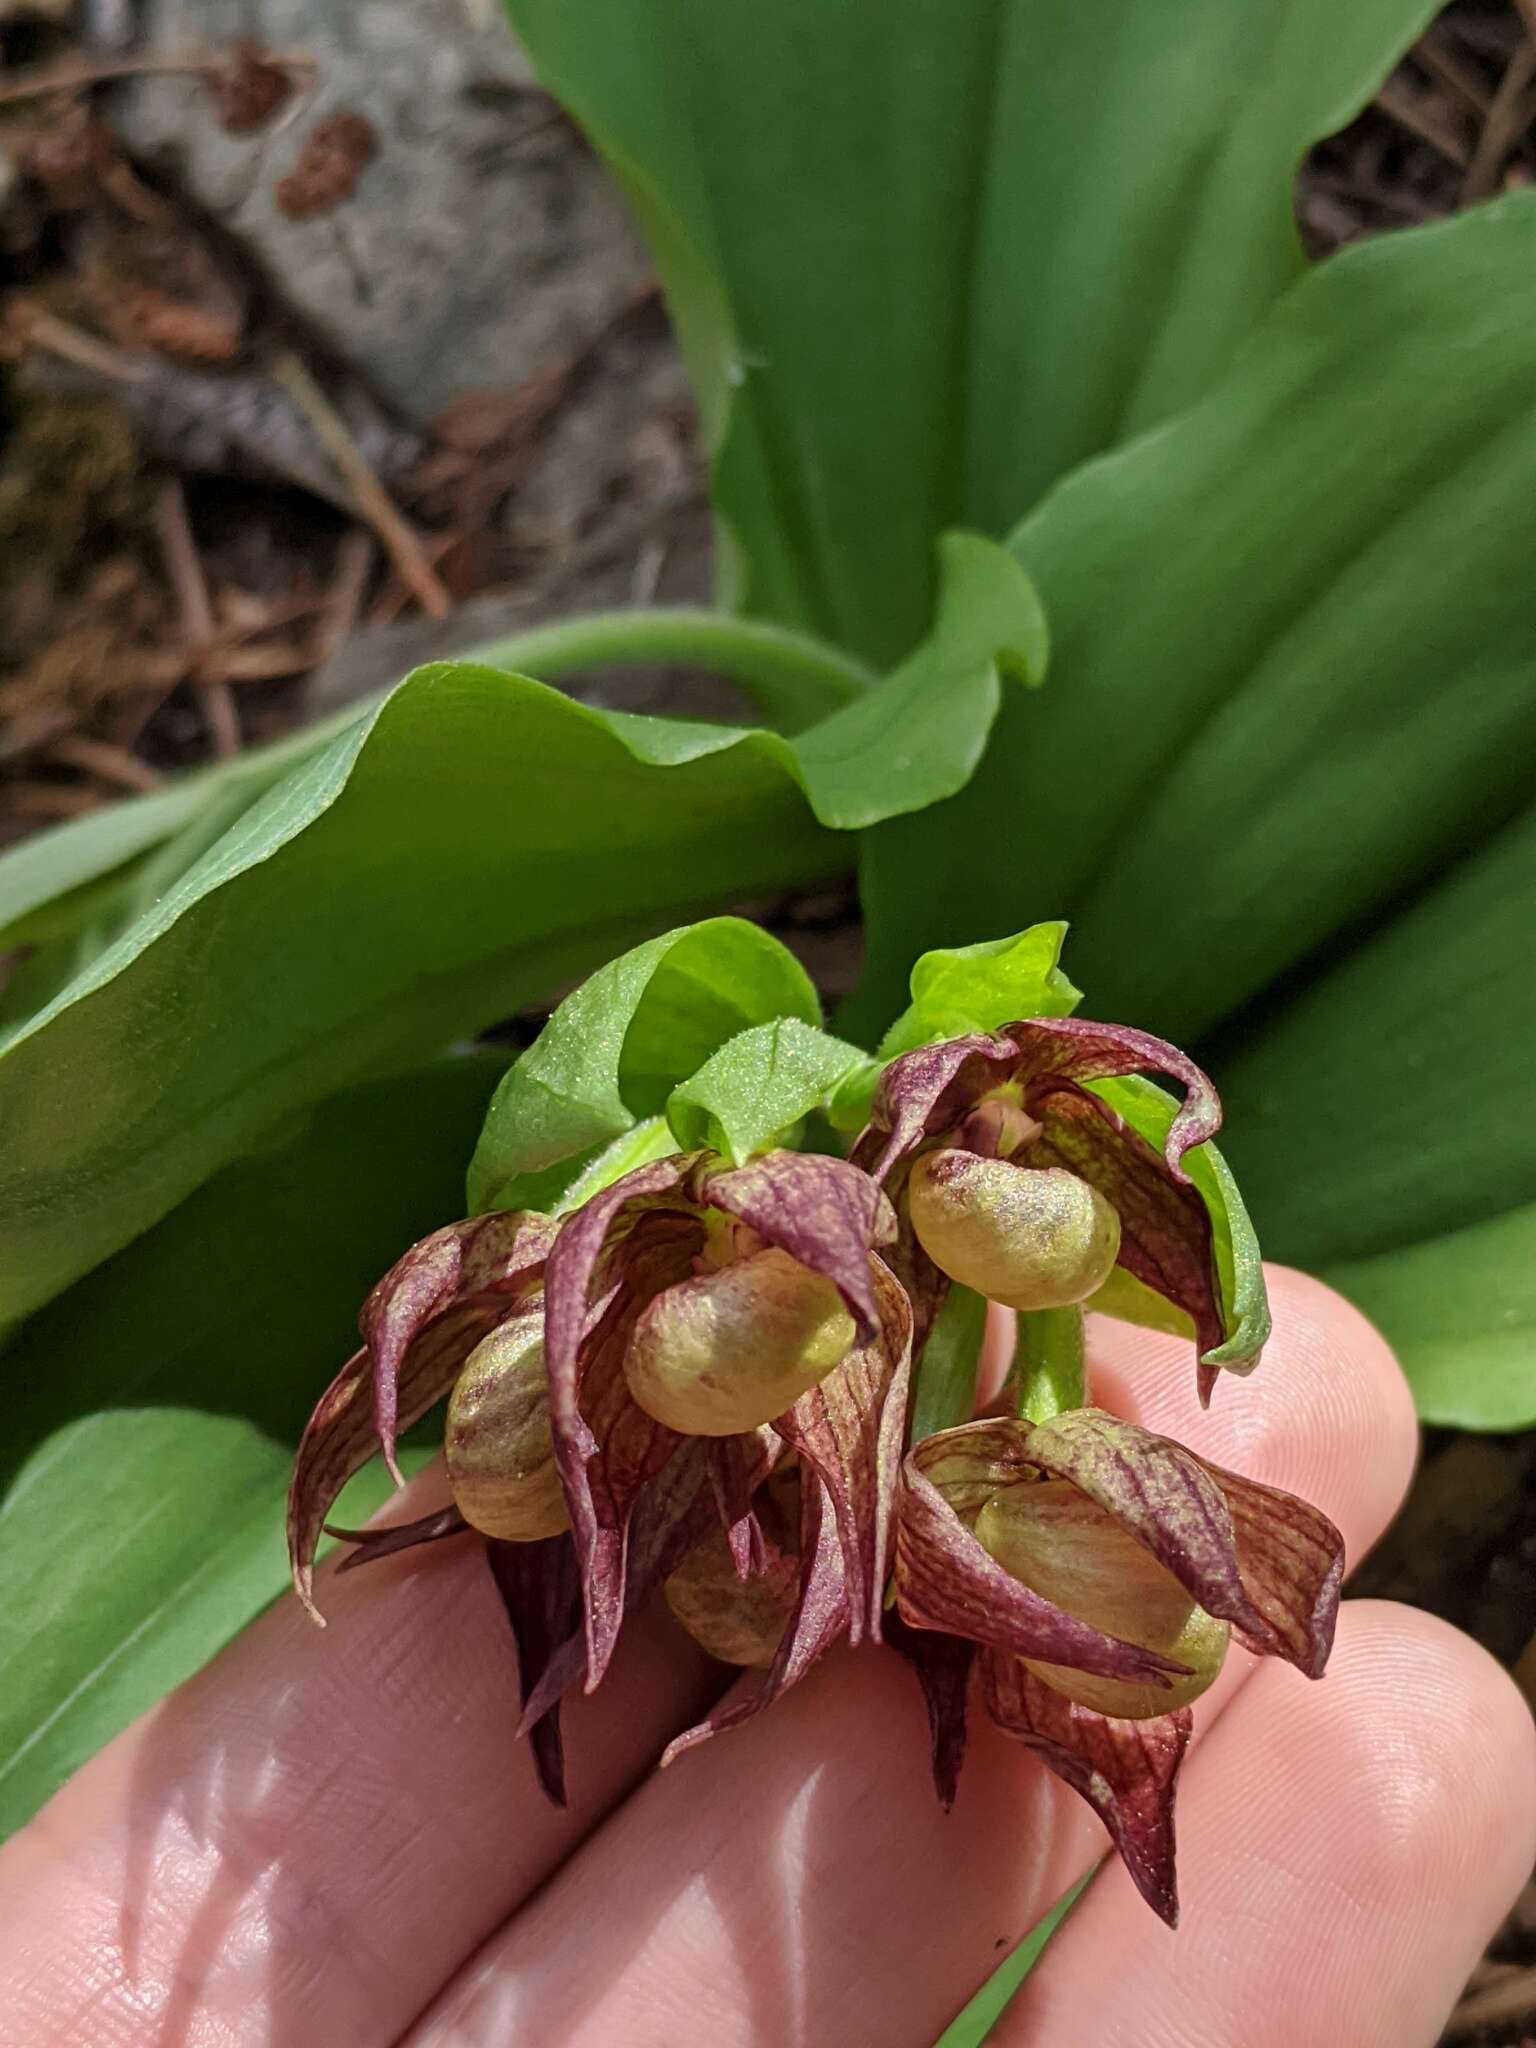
287,981,1344,1928
287,1146,911,1798
850,1020,1345,1923
889,1408,1343,1923
851,1015,1267,1397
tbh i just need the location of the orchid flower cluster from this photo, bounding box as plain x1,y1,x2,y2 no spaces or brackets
288,922,1343,1925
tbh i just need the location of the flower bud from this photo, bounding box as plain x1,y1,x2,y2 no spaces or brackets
975,1479,1228,1718
623,1246,855,1435
907,1151,1120,1312
445,1315,569,1542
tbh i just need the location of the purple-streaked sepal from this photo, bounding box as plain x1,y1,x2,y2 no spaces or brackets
543,1147,901,1692
486,1533,584,1806
1022,1408,1342,1677
703,1149,895,1338
776,1254,912,1643
663,1471,849,1765
983,1653,1192,1927
893,1420,1192,1689
887,1611,975,1810
287,1208,554,1621
360,1210,556,1478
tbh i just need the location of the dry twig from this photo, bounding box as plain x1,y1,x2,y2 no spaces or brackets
272,353,450,621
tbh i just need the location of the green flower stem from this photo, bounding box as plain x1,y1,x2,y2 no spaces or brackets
1013,1304,1086,1423
907,1283,988,1443
475,608,874,732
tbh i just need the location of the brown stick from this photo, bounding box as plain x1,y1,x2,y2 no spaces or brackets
1375,77,1472,167
50,735,165,793
0,47,317,108
152,477,241,758
272,352,450,621
1463,36,1536,202
1444,1963,1536,2036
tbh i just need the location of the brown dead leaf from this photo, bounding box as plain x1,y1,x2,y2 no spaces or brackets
274,112,379,220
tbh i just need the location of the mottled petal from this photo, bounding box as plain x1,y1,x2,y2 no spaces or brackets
327,1504,469,1572
887,1611,974,1810
1197,1457,1344,1677
850,1033,1018,1182
703,1150,895,1338
1021,1408,1273,1649
1007,1017,1221,1176
984,1652,1191,1926
543,1157,699,1687
288,1305,496,1620
662,1470,849,1765
776,1254,912,1644
895,1421,1192,1688
361,1211,555,1478
486,1533,583,1807
1031,1084,1226,1362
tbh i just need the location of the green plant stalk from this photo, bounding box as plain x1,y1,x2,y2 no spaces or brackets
474,607,873,728
907,1283,989,1442
1012,1304,1086,1423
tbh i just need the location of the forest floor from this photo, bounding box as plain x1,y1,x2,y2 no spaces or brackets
0,0,1533,2036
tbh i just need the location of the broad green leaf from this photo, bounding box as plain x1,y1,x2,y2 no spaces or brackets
0,607,871,977
466,918,819,1211
509,0,1434,664
858,196,1536,1043
1087,1076,1269,1371
0,533,1044,1326
791,534,1047,831
0,1053,503,1836
1325,1202,1536,1431
665,1018,866,1165
0,664,841,1329
1218,800,1536,1270
878,922,1081,1059
908,1283,988,1444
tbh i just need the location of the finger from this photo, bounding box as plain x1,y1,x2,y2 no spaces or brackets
1000,1601,1536,2048
401,1269,1418,2047
0,1462,724,2048
1088,1264,1421,1556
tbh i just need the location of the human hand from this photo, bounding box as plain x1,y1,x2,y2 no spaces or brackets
1,1269,1531,2047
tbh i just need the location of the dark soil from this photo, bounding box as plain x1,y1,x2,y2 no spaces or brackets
0,1,1532,2038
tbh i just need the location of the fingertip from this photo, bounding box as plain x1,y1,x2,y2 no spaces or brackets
1087,1263,1419,1564
1002,1599,1535,2048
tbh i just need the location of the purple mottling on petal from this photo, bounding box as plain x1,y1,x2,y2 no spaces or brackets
1197,1457,1344,1677
543,1156,700,1688
704,1150,893,1338
1031,1086,1226,1363
288,1302,507,1621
